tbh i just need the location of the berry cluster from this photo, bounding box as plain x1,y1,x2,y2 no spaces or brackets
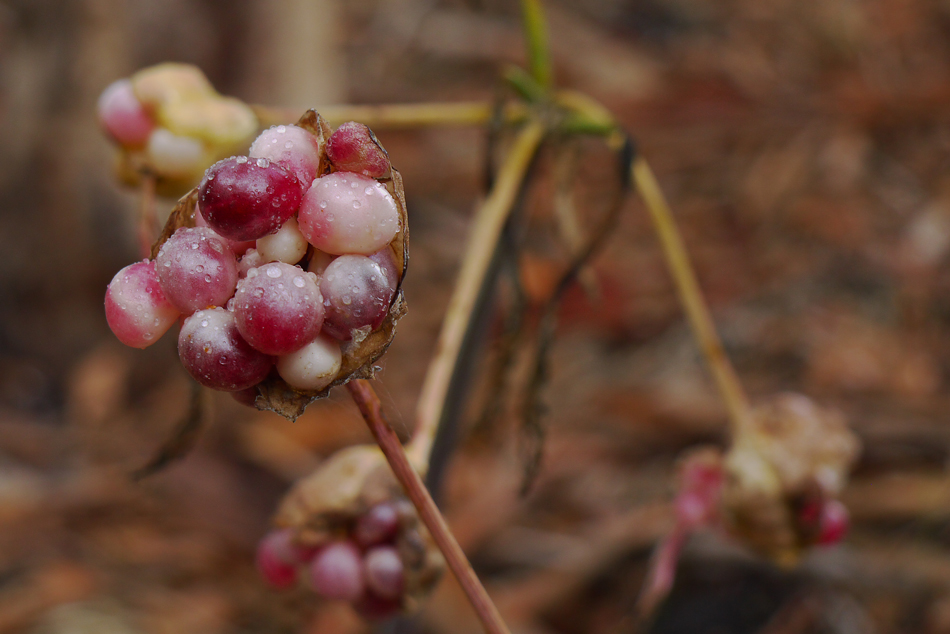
105,111,405,405
257,501,413,618
98,64,258,192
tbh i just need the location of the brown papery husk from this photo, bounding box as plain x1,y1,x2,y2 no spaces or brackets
150,110,410,421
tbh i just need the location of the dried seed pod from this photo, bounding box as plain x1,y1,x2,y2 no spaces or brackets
721,392,860,563
151,111,409,421
271,445,445,612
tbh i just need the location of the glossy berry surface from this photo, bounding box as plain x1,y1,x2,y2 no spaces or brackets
105,260,179,349
249,125,322,192
326,121,390,178
298,172,399,255
320,254,396,340
276,334,341,391
354,502,400,547
233,262,324,355
310,541,365,602
198,156,302,241
363,546,404,600
256,529,301,589
155,227,238,313
178,307,273,391
97,79,154,147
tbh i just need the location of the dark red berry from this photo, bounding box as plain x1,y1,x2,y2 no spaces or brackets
198,156,302,241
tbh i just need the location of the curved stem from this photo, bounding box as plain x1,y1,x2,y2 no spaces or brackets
253,102,527,130
406,120,547,471
631,157,754,436
346,380,512,634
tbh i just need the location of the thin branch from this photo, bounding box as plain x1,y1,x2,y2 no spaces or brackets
346,380,512,634
631,157,754,436
406,120,547,471
253,102,527,130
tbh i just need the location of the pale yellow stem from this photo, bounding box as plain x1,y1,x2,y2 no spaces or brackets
406,121,547,470
253,101,527,130
631,157,754,436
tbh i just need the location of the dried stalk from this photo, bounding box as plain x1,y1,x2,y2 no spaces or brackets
405,120,547,472
631,157,754,437
346,380,512,634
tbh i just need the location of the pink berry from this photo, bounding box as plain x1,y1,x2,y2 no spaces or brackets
319,254,396,341
298,172,399,255
276,334,341,391
178,307,273,391
256,529,300,589
105,260,179,349
233,262,324,355
326,121,390,178
97,79,155,147
195,205,255,255
198,156,302,241
249,125,322,192
817,499,849,545
155,227,238,314
310,541,365,602
363,546,404,600
354,502,400,547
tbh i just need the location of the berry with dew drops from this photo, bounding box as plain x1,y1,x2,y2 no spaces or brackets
249,125,322,193
155,226,238,314
297,172,399,256
105,260,180,349
319,253,397,341
178,307,273,391
232,262,324,355
326,121,391,178
257,216,309,265
198,156,302,242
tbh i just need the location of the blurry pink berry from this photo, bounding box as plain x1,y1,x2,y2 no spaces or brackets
233,262,324,355
319,254,396,340
195,205,255,255
276,333,341,391
256,216,308,264
155,227,238,314
249,125,322,192
256,529,300,589
105,260,179,349
237,249,265,278
817,499,849,545
310,541,365,602
326,121,390,178
675,460,722,528
178,307,273,391
363,546,404,600
97,79,154,147
298,172,399,255
198,156,302,241
354,502,400,547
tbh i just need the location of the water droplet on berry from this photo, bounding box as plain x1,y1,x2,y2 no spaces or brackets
236,156,248,164
276,125,286,133
352,200,362,209
342,296,351,305
256,157,270,168
266,266,281,278
293,276,305,288
201,319,209,327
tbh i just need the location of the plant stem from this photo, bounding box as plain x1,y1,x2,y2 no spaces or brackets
253,101,527,130
521,0,554,91
406,120,546,471
630,157,754,436
346,380,512,634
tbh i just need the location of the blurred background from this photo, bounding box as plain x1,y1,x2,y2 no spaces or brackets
3,0,950,632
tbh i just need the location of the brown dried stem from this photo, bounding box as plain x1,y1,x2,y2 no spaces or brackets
406,120,547,471
346,379,512,634
631,157,754,436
